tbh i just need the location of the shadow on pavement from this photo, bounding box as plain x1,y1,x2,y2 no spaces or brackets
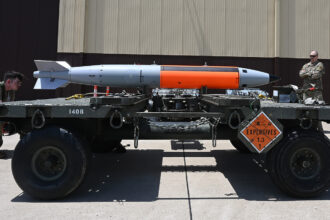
171,140,205,150
12,150,163,203
0,150,14,160
11,140,330,202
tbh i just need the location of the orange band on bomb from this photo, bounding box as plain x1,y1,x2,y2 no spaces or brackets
160,66,239,89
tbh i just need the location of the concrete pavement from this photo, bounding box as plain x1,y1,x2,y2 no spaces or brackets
1,124,330,219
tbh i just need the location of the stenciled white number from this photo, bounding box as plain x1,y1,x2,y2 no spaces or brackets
69,109,84,115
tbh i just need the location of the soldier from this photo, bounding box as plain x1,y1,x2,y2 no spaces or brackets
0,71,24,159
299,50,325,102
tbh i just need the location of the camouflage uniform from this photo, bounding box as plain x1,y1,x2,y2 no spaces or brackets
299,61,325,101
0,82,15,147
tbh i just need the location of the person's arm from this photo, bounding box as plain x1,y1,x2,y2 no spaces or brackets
299,64,310,78
311,62,325,79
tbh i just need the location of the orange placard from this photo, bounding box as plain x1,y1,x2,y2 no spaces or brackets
240,112,281,152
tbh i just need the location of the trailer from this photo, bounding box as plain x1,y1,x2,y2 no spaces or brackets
1,89,330,199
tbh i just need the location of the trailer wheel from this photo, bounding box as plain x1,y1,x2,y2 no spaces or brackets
12,126,89,200
230,139,251,153
267,130,330,197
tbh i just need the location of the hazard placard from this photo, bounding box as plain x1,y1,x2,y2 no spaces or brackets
240,112,282,153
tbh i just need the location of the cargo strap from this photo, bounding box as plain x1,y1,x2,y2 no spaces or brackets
65,94,85,100
133,118,139,148
210,117,220,147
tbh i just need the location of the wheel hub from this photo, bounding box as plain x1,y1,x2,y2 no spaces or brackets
290,148,321,180
32,146,67,181
302,160,311,168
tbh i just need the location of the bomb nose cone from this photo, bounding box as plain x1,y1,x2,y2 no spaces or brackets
269,74,281,83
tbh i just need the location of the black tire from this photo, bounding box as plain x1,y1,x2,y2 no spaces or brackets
267,130,330,198
91,139,125,153
230,139,251,153
12,126,89,200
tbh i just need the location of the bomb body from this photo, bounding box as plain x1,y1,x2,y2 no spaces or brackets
33,60,279,90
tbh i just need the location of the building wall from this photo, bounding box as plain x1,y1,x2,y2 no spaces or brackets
57,0,85,53
58,0,330,59
0,0,59,100
58,0,275,57
279,0,330,58
55,0,330,102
